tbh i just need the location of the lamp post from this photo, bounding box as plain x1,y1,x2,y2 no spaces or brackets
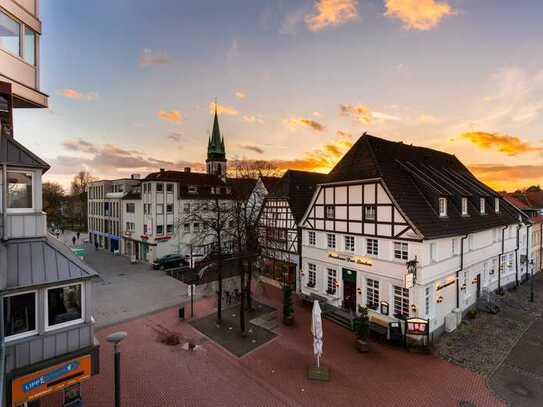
106,331,127,407
530,259,535,303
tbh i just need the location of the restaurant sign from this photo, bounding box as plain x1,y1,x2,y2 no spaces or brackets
11,355,92,406
328,252,372,266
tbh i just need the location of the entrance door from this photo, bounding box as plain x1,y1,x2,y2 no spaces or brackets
342,268,357,312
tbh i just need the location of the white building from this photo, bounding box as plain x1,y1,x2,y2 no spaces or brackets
299,134,531,336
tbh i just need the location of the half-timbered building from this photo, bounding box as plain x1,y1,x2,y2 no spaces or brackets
300,134,532,336
258,170,327,288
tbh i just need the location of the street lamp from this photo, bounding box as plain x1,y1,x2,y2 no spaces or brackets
529,259,535,303
106,331,128,407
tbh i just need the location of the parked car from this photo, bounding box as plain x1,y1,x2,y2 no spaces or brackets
152,254,187,270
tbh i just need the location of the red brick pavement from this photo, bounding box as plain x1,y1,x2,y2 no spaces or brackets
42,287,504,407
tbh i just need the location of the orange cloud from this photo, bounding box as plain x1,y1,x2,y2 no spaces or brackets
305,0,359,32
235,91,247,100
340,104,371,123
285,117,326,132
242,115,264,124
209,102,238,115
60,88,98,101
469,163,543,192
384,0,456,31
461,132,543,156
157,109,182,123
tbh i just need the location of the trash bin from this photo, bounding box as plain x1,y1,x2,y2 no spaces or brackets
178,306,185,320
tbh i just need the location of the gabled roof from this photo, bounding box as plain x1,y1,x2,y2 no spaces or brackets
501,193,533,211
269,170,328,223
259,176,281,192
2,236,98,292
326,134,521,239
0,135,50,172
228,177,258,200
145,170,224,186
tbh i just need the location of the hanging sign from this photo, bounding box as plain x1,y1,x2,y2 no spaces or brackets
404,272,414,289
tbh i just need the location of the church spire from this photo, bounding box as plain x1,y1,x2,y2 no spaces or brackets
206,100,227,178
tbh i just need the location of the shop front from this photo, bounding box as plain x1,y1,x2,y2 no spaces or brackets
260,256,297,287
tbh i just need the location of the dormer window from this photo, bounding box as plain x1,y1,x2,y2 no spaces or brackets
7,171,33,210
439,197,447,217
495,197,500,214
480,197,486,214
461,197,468,216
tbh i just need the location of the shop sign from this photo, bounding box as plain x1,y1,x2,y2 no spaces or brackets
11,355,92,406
328,252,372,266
155,235,172,242
436,279,455,291
404,273,414,289
380,301,389,316
406,318,429,335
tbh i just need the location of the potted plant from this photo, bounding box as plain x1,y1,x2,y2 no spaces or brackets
282,283,294,326
353,305,370,352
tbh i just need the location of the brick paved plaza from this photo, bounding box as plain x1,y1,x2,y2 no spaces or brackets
41,286,503,407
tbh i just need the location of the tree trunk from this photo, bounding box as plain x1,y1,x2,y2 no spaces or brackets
246,259,253,311
239,258,246,335
216,233,223,324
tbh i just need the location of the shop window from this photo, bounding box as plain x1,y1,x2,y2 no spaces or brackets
344,235,355,252
394,242,408,260
3,291,37,340
7,171,33,210
307,263,316,288
327,233,336,249
308,231,316,246
366,278,379,310
364,205,376,221
366,238,378,256
393,286,409,318
326,269,337,295
156,225,163,235
46,284,83,329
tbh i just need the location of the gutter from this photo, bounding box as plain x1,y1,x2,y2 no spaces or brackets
498,225,507,294
457,234,469,309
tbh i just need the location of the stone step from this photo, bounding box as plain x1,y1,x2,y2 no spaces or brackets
323,310,354,331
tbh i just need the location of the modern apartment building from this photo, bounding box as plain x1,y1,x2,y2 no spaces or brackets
298,134,532,336
1,1,100,406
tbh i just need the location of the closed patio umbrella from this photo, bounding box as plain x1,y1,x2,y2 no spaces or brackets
311,300,323,368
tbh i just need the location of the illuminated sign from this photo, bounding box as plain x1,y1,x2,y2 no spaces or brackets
404,273,414,289
406,318,429,335
11,355,92,406
328,252,372,266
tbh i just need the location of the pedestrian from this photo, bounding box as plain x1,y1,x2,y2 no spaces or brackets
76,231,80,241
72,235,76,246
95,240,99,251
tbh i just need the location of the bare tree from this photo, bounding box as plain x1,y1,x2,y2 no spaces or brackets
70,170,96,230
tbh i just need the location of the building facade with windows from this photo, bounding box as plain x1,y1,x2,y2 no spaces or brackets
0,3,100,403
257,170,327,288
299,134,531,336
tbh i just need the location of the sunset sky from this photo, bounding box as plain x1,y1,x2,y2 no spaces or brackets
14,0,543,192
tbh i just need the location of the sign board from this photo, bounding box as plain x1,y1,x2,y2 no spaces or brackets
380,301,389,316
406,318,429,336
63,383,82,407
328,252,372,266
11,355,92,406
71,248,85,260
404,272,414,289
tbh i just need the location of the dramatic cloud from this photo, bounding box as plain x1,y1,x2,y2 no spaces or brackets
235,91,247,100
60,89,98,101
469,163,543,192
461,132,543,156
157,109,182,123
384,0,456,30
340,104,400,123
285,117,326,132
305,0,359,32
139,48,172,67
336,130,352,138
242,115,264,124
239,144,265,154
210,102,239,116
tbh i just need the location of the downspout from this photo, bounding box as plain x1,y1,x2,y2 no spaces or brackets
457,234,469,309
540,223,542,274
498,225,507,294
526,223,533,280
515,224,521,287
2,164,7,241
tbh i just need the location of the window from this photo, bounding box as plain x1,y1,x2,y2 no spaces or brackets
480,197,486,214
143,224,148,235
156,225,163,235
23,26,36,65
46,284,83,329
183,203,190,214
307,263,316,288
166,183,174,192
156,183,163,192
366,238,378,256
3,291,36,340
366,278,379,310
430,242,437,262
425,287,431,317
7,171,33,209
461,197,468,216
327,269,337,295
439,197,447,217
183,223,190,233
394,242,408,260
308,231,316,246
157,204,164,215
0,11,20,56
344,235,355,252
166,224,173,234
364,205,376,221
126,203,135,213
193,223,200,232
495,197,500,213
166,204,173,213
325,205,335,219
393,286,409,318
327,233,336,249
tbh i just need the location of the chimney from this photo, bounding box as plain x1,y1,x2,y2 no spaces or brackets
130,173,141,180
184,167,191,173
160,168,165,173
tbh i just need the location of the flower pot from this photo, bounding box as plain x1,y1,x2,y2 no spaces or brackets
283,315,294,326
356,339,369,353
